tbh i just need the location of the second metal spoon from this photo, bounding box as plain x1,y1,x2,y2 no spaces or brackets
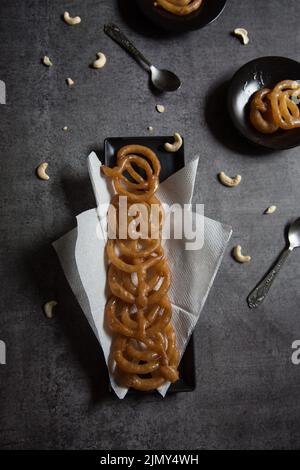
248,217,300,308
104,23,181,92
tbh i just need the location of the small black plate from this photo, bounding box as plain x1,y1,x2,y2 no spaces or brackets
136,0,227,32
104,135,196,394
228,56,300,150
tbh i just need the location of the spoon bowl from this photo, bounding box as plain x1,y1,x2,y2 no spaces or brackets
150,65,181,92
288,217,300,249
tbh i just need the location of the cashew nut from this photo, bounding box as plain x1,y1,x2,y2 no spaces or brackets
43,56,53,67
232,245,251,263
156,104,165,113
63,11,81,26
66,77,74,86
92,52,107,69
44,301,58,319
233,28,249,45
37,163,50,180
218,171,242,187
164,133,183,152
265,205,277,214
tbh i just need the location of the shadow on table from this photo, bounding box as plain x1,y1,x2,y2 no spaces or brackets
23,173,110,404
26,239,111,404
61,173,95,219
117,0,181,39
205,79,275,157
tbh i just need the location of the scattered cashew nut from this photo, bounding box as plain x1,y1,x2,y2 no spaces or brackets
233,245,251,263
265,205,277,214
63,11,81,25
156,104,165,113
233,28,249,45
92,52,107,69
218,171,242,187
44,301,58,319
37,163,50,180
164,133,183,153
66,77,74,86
43,56,53,67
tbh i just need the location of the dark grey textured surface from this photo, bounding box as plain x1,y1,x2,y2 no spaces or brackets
1,0,300,450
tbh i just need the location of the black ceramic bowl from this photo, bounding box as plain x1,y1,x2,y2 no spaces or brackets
228,56,300,150
136,0,227,32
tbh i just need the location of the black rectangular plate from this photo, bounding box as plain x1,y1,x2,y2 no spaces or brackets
104,136,196,394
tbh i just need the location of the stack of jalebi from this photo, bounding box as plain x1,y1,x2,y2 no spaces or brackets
250,80,300,134
102,144,179,391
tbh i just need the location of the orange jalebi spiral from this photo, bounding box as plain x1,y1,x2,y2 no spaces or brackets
250,88,279,134
102,145,179,392
156,0,203,16
250,80,300,134
268,80,300,130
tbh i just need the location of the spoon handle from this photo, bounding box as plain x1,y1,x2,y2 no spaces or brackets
104,23,151,68
247,247,292,309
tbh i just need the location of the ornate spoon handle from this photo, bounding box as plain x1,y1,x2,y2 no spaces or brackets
104,23,151,68
247,247,292,309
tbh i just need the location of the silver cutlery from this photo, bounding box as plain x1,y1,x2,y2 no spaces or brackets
104,23,181,92
248,217,300,308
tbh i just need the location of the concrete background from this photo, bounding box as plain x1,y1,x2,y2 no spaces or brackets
1,0,300,450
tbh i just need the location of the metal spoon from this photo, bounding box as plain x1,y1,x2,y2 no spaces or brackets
248,217,300,308
104,23,181,92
